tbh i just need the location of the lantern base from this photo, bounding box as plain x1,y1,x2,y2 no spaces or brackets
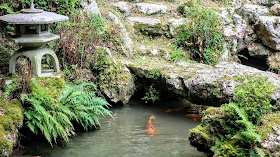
9,47,60,77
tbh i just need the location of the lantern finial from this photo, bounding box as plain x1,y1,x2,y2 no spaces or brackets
30,0,34,9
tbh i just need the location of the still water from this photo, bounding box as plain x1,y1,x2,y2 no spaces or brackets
15,101,206,157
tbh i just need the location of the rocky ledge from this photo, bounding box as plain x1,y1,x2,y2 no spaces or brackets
122,59,280,106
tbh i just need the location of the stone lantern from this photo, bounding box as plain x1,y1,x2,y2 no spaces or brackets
0,0,68,76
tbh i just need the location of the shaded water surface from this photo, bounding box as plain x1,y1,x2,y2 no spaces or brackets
15,101,206,157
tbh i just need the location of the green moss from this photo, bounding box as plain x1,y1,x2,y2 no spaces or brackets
94,48,135,96
29,77,65,100
259,112,280,139
0,100,23,156
189,124,215,152
213,140,247,157
133,23,163,36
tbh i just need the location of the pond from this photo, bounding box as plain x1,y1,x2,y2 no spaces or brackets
14,100,206,157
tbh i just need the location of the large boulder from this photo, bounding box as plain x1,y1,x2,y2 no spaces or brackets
271,4,280,16
124,60,280,106
239,4,269,23
94,47,136,104
135,3,167,15
247,42,271,56
105,12,133,57
237,25,258,51
254,16,280,51
113,1,131,16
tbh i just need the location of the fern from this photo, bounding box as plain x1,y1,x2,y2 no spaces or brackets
22,80,112,145
22,93,74,145
21,80,74,145
61,82,112,130
226,103,263,156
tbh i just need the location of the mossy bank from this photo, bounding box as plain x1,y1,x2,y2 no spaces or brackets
0,100,24,157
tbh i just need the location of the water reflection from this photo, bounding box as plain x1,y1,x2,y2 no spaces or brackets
14,100,206,157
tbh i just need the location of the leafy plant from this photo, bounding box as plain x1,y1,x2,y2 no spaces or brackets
215,103,265,157
49,13,121,82
170,47,184,63
60,83,112,130
21,80,73,145
21,0,81,15
175,1,224,65
190,74,275,156
234,73,275,124
142,85,160,103
21,80,112,145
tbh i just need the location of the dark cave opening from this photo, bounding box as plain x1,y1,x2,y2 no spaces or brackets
238,49,269,71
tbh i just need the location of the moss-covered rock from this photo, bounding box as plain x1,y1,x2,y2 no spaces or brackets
189,106,243,154
93,47,136,104
0,100,24,157
127,17,163,36
189,107,225,153
259,112,280,156
29,77,65,100
134,23,163,36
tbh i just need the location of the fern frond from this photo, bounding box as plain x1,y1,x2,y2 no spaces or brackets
254,146,265,157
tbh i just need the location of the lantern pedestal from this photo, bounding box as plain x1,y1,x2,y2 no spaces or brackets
9,47,60,77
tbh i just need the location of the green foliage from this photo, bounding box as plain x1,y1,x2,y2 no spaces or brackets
212,74,275,156
234,74,275,124
21,0,81,15
60,83,112,130
213,103,264,157
190,74,275,156
170,47,184,63
22,79,73,145
0,3,14,15
22,78,112,145
49,13,121,82
148,67,162,80
175,1,224,65
142,85,160,103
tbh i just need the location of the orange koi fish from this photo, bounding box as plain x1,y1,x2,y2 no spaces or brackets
165,105,205,113
165,107,191,112
184,114,202,121
145,115,156,137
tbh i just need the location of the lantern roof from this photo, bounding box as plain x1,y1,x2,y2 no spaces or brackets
0,0,68,25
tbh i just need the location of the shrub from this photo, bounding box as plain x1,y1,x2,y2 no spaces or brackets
48,13,121,82
190,74,276,156
60,83,112,130
234,73,275,124
175,1,224,65
21,0,81,15
21,79,73,145
21,79,112,145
